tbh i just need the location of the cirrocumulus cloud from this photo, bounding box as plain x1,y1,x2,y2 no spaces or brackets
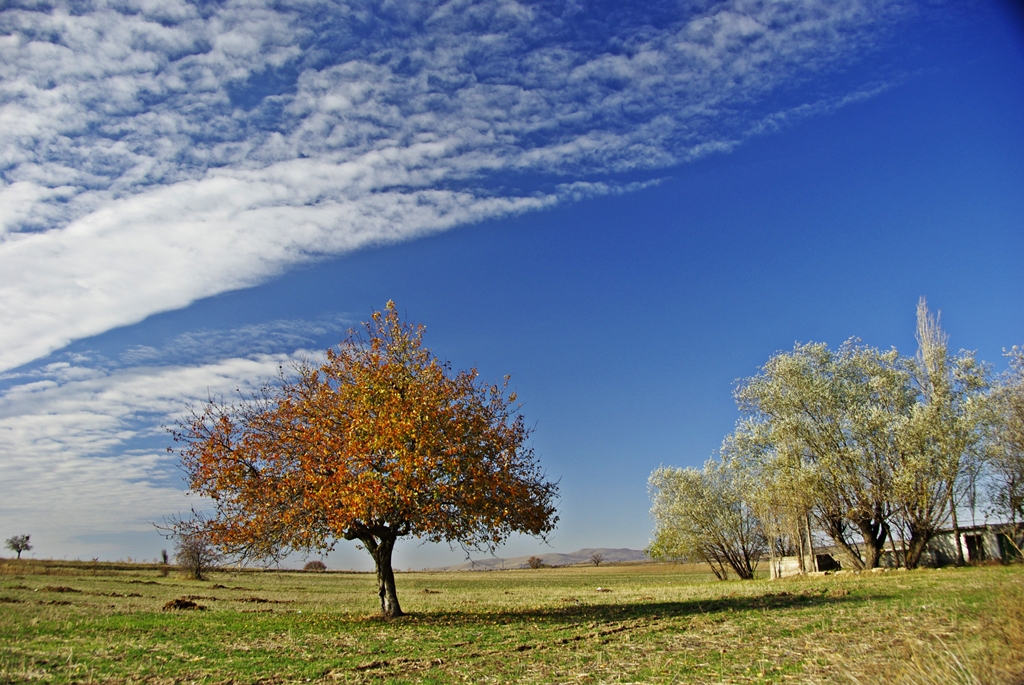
0,0,909,372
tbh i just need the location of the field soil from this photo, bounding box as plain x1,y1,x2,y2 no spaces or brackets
1,559,1021,684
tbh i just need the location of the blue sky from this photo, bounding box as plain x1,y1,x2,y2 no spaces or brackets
1,0,1022,570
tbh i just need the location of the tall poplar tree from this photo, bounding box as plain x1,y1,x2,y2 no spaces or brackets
894,299,990,567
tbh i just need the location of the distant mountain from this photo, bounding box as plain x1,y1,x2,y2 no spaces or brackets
429,547,649,571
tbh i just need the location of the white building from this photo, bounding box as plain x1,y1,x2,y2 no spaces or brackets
769,524,1021,577
914,523,1021,567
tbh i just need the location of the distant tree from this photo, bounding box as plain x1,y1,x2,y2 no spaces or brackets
5,534,32,559
303,560,327,572
589,552,603,567
527,556,545,569
173,530,222,581
172,302,558,618
161,549,169,565
648,460,765,580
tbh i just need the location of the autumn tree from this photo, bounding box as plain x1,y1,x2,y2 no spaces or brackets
172,302,558,617
5,534,32,559
648,460,765,580
589,552,603,567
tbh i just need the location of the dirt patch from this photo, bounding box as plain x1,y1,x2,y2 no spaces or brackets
0,597,25,603
182,594,218,601
238,596,290,604
421,588,441,594
351,656,442,672
43,585,80,593
163,598,207,611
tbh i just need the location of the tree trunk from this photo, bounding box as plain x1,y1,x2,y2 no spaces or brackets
353,530,404,618
805,513,817,573
949,492,965,565
819,514,865,570
853,517,887,569
701,551,727,580
888,523,901,568
370,535,403,618
796,523,806,575
904,525,935,569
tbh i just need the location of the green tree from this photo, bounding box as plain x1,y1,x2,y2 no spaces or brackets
722,426,817,576
735,341,911,569
892,299,990,567
989,347,1024,529
648,459,765,580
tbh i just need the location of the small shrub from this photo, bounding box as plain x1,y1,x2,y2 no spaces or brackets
174,532,222,580
5,535,32,559
303,560,327,572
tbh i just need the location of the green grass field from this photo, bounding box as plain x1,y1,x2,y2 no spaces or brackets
1,559,1021,684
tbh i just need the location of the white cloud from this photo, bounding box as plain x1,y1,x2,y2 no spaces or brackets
0,0,911,372
0,166,563,371
0,313,580,565
0,349,304,559
0,0,934,566
117,314,353,365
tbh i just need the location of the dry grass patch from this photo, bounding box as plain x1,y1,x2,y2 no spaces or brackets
811,575,1024,685
0,560,1020,684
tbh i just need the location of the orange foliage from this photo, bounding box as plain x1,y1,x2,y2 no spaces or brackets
172,302,557,614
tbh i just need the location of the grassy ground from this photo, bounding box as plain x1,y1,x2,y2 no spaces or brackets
1,559,1021,684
